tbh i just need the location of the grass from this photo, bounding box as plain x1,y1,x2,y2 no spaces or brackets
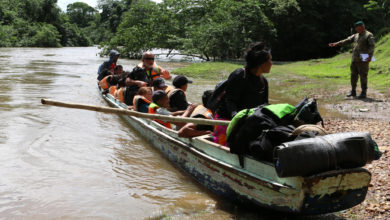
172,33,390,99
171,62,241,81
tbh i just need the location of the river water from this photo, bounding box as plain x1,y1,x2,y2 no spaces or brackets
0,47,336,219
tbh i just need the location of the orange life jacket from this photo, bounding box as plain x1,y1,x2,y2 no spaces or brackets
109,86,116,96
190,105,213,119
133,95,151,111
148,102,172,129
99,75,111,89
115,87,125,103
138,62,160,81
164,85,174,94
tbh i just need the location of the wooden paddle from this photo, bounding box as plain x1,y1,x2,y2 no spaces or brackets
41,99,230,126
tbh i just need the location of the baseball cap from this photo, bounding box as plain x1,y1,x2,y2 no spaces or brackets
152,90,167,103
152,78,166,89
173,75,193,88
354,21,364,27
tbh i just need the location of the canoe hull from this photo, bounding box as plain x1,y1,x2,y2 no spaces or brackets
100,89,371,215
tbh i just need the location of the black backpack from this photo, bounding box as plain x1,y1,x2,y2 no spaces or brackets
295,98,324,127
207,80,228,113
128,67,150,85
227,105,278,167
248,125,296,162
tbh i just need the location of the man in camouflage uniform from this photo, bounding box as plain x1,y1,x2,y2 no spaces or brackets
329,21,375,99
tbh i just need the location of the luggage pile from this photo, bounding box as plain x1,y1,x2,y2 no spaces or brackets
226,98,382,177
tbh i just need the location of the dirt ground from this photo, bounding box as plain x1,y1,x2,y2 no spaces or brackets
320,88,390,219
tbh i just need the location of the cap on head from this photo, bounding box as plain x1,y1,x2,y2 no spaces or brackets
152,78,166,89
152,90,167,103
173,75,193,88
354,21,364,27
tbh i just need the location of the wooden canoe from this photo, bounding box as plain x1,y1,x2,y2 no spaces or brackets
99,88,371,215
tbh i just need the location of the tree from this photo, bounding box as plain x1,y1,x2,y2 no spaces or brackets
364,0,390,36
67,2,97,28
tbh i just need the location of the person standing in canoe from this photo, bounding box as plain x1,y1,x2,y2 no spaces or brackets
224,42,271,119
138,52,171,82
97,49,120,80
329,21,375,99
211,42,272,146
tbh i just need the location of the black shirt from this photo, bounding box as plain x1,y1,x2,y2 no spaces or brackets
169,90,189,111
224,68,268,119
128,67,150,85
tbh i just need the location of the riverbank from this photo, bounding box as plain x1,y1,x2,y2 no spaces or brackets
172,56,390,219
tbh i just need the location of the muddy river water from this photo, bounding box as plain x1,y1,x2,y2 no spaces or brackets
0,47,338,219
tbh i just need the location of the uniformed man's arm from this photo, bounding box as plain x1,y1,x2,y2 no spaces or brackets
335,34,355,46
367,34,375,57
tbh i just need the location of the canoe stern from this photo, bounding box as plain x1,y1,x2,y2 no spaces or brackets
301,168,371,214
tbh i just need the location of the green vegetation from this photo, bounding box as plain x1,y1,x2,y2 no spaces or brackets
104,0,390,61
172,62,241,81
173,32,390,99
272,32,390,96
2,0,390,62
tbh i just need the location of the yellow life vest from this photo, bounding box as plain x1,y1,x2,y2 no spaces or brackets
148,102,172,129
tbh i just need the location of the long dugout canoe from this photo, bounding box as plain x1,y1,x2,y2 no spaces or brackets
99,87,371,215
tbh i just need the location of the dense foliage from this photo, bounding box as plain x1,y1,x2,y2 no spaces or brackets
1,0,390,60
0,0,94,47
103,0,390,61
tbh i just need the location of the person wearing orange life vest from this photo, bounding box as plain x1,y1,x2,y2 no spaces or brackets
148,91,197,129
108,85,117,96
138,52,171,82
99,74,120,90
168,75,192,112
133,87,153,113
178,90,214,138
114,76,127,103
152,78,174,93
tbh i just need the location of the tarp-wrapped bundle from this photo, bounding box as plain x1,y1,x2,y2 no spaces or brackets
274,132,381,177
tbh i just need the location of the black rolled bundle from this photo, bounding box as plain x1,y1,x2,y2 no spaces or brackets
274,132,379,177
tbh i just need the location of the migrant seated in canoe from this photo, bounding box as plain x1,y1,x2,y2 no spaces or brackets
148,90,197,129
168,75,191,112
178,90,214,138
97,49,120,79
114,76,128,103
114,65,123,76
133,87,153,113
99,74,119,91
152,78,174,94
123,67,151,106
138,52,171,82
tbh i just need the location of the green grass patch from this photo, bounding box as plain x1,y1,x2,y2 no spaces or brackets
171,62,241,80
172,33,390,99
272,34,390,96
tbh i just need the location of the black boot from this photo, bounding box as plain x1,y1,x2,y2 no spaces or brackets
346,90,356,97
358,91,367,99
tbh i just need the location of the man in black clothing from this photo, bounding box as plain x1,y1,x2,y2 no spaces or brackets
223,42,271,119
169,75,192,111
